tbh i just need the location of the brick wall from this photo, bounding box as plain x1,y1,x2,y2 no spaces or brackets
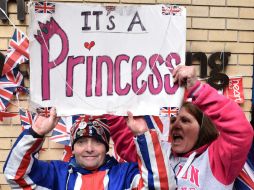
0,0,253,189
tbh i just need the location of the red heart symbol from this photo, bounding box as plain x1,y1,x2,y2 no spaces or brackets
84,41,95,51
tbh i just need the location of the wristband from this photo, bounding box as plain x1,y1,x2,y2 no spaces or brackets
29,127,44,138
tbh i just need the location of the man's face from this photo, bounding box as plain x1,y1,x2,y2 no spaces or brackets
73,137,106,170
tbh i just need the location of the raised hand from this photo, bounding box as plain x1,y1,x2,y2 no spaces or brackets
172,65,197,89
126,111,148,136
32,107,60,136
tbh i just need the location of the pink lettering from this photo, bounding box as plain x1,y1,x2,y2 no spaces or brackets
176,165,183,176
177,165,199,188
81,54,181,97
190,166,199,187
86,56,93,97
66,56,85,97
115,55,131,95
35,18,183,100
165,53,181,73
176,165,188,179
35,17,69,100
96,56,113,96
148,54,163,94
132,55,147,95
182,169,188,179
53,53,180,98
164,53,181,94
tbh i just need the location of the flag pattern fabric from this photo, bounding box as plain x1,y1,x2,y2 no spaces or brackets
139,115,176,189
235,168,254,190
34,2,55,14
19,109,36,130
2,29,29,75
142,115,172,142
49,118,70,146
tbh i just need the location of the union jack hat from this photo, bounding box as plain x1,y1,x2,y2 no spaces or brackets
70,118,110,151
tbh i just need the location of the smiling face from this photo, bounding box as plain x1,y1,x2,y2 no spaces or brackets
73,137,106,170
170,107,200,154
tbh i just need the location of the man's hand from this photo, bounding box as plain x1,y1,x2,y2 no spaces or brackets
32,107,60,136
126,111,148,136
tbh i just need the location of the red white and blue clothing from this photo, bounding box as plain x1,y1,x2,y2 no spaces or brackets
3,129,176,190
108,82,254,190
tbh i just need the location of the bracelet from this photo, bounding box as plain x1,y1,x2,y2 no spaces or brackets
29,127,44,138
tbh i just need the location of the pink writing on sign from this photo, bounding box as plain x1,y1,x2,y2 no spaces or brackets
35,17,181,101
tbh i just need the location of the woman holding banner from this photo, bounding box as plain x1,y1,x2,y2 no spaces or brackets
108,65,253,190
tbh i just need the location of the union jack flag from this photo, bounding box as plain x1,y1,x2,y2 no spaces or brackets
0,111,17,121
34,2,55,14
0,68,23,88
162,5,182,16
0,87,16,111
73,115,90,124
36,107,51,117
62,145,72,162
50,118,70,146
0,68,23,111
19,109,36,130
2,29,29,76
160,107,179,117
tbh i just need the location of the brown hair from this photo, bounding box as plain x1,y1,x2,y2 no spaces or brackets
181,102,219,151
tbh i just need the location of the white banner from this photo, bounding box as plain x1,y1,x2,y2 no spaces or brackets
29,3,186,116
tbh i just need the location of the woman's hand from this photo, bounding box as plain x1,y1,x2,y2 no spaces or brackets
32,107,60,136
126,111,148,136
172,65,197,89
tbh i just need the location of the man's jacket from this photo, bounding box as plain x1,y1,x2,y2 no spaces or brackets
4,129,176,190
